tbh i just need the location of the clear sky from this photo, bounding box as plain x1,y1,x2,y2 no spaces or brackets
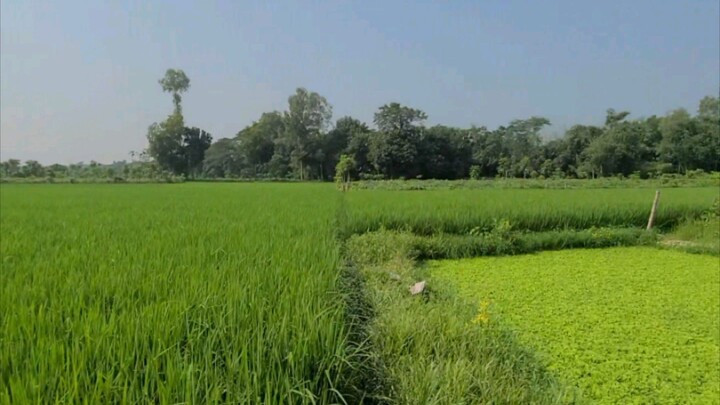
2,0,718,164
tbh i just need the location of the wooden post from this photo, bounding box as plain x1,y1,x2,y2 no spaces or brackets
646,190,661,230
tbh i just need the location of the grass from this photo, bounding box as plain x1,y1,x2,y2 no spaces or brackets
662,197,720,255
341,187,717,237
343,232,578,404
0,183,354,403
1,181,717,403
430,248,720,404
354,173,720,190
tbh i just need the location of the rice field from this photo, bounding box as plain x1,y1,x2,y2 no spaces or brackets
341,187,718,237
1,182,717,403
430,248,720,404
0,183,351,403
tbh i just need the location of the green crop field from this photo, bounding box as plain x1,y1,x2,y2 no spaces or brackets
341,187,718,237
0,183,353,404
1,183,718,403
430,248,720,404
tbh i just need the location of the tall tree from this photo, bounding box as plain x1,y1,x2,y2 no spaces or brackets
323,117,370,179
237,111,285,176
418,126,472,179
147,113,185,174
504,117,550,176
470,126,503,177
182,127,213,178
557,125,603,176
282,88,332,179
658,108,697,173
584,121,648,177
159,69,191,115
695,96,720,171
370,103,427,178
147,68,211,177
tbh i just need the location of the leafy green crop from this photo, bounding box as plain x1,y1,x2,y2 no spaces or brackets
430,248,720,404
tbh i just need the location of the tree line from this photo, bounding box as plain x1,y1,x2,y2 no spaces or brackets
2,68,718,181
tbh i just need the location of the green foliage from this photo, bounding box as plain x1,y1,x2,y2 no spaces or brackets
0,183,354,404
368,103,427,179
1,179,717,403
201,138,244,178
340,187,717,237
354,174,720,190
344,229,577,404
146,114,183,173
283,88,333,180
158,68,190,114
663,197,720,255
349,227,654,260
145,70,212,176
5,93,718,181
334,154,355,191
431,248,720,404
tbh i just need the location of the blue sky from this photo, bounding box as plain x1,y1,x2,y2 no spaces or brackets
1,0,718,164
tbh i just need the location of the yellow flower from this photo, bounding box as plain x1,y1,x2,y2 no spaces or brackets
471,298,491,325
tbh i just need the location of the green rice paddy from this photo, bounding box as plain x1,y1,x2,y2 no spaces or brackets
1,183,717,403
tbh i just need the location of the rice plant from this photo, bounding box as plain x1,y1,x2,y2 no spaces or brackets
341,187,717,237
0,183,352,403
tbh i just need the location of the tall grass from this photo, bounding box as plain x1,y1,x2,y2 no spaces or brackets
0,183,352,403
341,187,717,237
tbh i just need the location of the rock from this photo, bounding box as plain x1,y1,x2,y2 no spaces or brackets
410,281,426,295
389,272,401,281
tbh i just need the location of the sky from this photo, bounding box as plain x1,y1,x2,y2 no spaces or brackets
1,0,719,165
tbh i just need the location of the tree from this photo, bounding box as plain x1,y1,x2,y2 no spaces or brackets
345,130,374,176
22,160,45,177
658,109,697,173
498,156,512,178
698,95,720,119
418,126,472,179
605,108,630,127
182,127,212,178
584,121,648,176
282,88,332,180
148,69,191,174
237,112,285,176
147,69,211,176
470,126,503,177
203,138,245,178
334,154,355,191
146,114,185,174
557,125,603,176
159,69,191,115
47,164,68,178
695,96,720,171
324,117,370,179
1,159,21,177
369,103,427,178
374,103,427,133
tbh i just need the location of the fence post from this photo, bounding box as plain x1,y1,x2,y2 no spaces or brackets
646,190,661,230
